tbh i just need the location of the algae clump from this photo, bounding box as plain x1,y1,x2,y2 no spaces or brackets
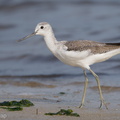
45,109,80,117
0,99,34,111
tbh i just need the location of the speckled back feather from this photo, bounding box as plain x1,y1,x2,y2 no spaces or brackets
65,40,120,54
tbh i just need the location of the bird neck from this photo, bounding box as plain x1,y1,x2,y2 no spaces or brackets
44,31,58,53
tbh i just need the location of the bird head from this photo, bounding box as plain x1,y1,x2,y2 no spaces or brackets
17,22,52,42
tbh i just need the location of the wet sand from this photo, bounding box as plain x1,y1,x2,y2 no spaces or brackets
0,77,120,120
0,100,120,120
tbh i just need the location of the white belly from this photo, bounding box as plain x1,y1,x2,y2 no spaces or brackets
53,48,120,70
53,48,91,68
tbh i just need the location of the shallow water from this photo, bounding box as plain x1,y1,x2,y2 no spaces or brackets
0,0,120,108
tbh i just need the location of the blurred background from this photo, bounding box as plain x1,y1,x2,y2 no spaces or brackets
0,0,120,76
0,0,120,107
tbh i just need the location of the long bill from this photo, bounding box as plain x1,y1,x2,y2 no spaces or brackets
17,32,36,42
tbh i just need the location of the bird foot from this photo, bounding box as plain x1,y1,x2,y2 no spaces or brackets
78,103,84,108
99,100,108,109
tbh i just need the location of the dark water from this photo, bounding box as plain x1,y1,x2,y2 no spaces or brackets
0,0,120,76
0,0,120,108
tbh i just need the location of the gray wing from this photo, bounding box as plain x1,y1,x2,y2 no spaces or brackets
64,40,120,54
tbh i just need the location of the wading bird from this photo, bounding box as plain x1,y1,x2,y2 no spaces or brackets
18,22,120,109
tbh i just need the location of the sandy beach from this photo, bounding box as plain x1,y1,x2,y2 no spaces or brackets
0,77,120,120
0,100,120,120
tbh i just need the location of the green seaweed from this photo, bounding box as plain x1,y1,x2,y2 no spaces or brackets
0,99,34,107
45,109,80,117
0,99,34,111
8,107,23,111
19,99,34,107
59,92,66,95
0,106,23,111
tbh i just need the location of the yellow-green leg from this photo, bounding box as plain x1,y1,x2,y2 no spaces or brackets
79,70,88,108
89,69,108,109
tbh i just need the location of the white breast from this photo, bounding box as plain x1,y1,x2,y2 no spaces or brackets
53,44,91,68
52,44,120,70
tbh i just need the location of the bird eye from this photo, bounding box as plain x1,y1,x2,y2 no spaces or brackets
40,26,44,29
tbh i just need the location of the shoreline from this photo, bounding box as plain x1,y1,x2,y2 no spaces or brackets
0,101,120,120
0,76,120,120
